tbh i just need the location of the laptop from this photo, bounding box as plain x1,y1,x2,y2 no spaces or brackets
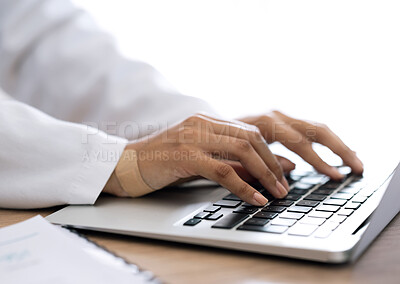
46,149,400,263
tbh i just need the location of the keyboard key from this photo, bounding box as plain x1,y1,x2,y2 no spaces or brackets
331,193,353,200
271,200,294,207
323,199,346,206
293,169,316,176
237,224,289,234
222,193,241,201
260,191,275,201
184,218,201,226
319,181,342,190
299,217,326,225
308,211,333,219
293,183,314,190
290,189,309,195
262,206,286,213
271,218,297,227
212,213,249,229
280,212,304,220
314,228,333,238
351,195,368,203
233,206,258,214
337,209,354,216
358,189,375,197
288,224,319,236
263,225,290,234
348,180,367,189
337,166,352,176
203,205,221,213
300,176,326,185
249,182,264,190
316,205,340,212
283,194,302,201
205,213,223,220
253,212,278,219
289,173,304,181
320,221,340,231
350,174,363,180
296,200,320,207
329,215,347,223
345,202,360,209
313,188,336,195
304,194,327,201
194,212,210,219
288,206,312,214
339,186,361,194
243,218,270,226
213,200,241,208
241,202,262,208
237,225,263,232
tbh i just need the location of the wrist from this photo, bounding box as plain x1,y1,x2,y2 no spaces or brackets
109,146,155,198
103,143,141,197
103,170,129,197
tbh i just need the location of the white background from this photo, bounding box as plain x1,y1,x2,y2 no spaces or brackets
72,0,400,161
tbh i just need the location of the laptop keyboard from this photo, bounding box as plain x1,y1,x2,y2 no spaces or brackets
183,166,376,238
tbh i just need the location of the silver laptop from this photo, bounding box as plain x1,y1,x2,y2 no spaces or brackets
47,153,400,263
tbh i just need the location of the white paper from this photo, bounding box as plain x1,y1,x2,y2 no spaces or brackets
0,216,150,284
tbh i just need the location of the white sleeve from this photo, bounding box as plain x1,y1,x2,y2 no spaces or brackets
0,0,219,140
0,91,127,209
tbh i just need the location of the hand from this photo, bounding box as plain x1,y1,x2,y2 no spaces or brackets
239,110,364,179
105,113,291,206
224,155,295,183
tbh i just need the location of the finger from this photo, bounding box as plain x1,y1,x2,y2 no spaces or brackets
275,155,296,173
192,114,285,181
223,160,256,183
225,161,290,196
198,116,288,189
292,143,344,180
307,123,363,174
273,111,363,174
264,120,343,179
200,134,288,198
191,154,268,206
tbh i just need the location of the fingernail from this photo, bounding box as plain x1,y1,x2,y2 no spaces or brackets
253,192,268,206
281,177,290,191
276,181,288,197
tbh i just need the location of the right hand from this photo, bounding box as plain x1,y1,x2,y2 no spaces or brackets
122,113,290,206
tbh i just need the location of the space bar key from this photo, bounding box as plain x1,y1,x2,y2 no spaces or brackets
212,213,249,229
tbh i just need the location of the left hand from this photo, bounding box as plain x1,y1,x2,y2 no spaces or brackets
238,110,364,180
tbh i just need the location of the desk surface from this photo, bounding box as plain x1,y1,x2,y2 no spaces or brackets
1,208,399,284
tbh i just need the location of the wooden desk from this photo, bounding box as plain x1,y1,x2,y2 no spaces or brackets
1,208,399,284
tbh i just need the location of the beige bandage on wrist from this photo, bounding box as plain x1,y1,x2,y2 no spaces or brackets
114,149,154,197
